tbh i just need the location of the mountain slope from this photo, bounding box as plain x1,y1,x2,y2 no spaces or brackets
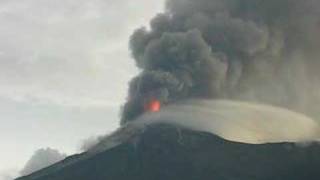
16,124,320,180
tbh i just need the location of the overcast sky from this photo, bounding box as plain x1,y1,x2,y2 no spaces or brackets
0,0,164,179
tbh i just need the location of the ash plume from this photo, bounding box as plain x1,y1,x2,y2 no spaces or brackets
121,0,320,124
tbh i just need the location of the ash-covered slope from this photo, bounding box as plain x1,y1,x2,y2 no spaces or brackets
16,124,320,180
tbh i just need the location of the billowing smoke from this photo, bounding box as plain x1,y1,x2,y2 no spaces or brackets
121,0,320,124
20,148,66,176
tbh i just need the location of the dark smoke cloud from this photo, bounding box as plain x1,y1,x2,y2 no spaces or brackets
121,0,320,125
20,148,66,176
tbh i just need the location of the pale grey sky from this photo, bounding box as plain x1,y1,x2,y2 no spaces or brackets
0,0,164,179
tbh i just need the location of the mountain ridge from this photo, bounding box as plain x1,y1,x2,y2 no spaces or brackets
16,124,320,180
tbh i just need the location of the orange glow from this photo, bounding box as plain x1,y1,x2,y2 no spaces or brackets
147,100,161,112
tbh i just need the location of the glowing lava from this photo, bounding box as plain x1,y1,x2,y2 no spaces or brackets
146,100,161,112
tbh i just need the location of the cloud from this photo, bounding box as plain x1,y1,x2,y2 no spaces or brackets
0,0,165,177
20,148,67,176
90,99,320,154
0,0,164,108
139,100,320,144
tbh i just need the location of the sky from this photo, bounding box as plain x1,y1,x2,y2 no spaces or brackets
0,0,164,179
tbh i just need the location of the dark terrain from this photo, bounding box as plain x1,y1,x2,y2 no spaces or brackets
17,124,320,180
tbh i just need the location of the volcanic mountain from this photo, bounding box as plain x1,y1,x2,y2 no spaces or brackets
16,100,320,180
16,123,320,180
14,0,320,179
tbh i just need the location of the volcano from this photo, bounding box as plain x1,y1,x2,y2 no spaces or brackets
15,0,320,179
16,123,320,180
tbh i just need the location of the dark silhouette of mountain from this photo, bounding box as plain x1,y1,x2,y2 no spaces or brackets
16,124,320,180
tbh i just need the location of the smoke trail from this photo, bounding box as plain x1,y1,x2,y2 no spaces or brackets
121,0,320,124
